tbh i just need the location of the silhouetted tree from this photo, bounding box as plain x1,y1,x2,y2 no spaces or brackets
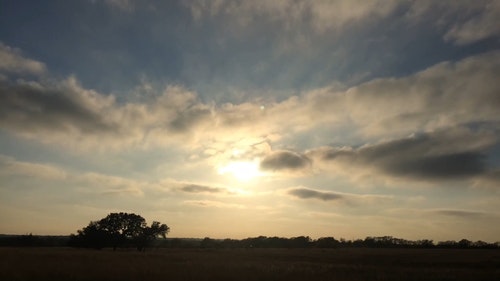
201,237,219,248
70,221,110,249
136,221,170,251
221,238,239,248
316,237,340,248
472,240,489,249
415,239,434,248
437,240,458,248
458,239,472,249
289,236,311,248
70,212,169,251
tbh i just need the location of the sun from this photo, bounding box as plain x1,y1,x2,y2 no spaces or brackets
218,160,262,182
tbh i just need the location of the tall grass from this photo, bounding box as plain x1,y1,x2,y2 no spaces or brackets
1,248,499,281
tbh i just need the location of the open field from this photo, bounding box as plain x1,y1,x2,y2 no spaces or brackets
1,247,499,281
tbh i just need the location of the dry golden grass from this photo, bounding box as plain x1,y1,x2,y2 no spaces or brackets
0,247,499,281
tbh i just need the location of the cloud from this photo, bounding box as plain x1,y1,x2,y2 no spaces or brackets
472,169,500,189
180,184,227,194
99,187,143,197
287,187,394,206
76,172,144,195
430,209,492,219
288,187,343,201
306,0,399,33
91,0,136,12
0,58,214,150
0,155,146,196
148,179,241,196
0,155,67,181
168,106,212,133
308,127,497,182
290,51,500,138
1,42,499,165
183,200,245,209
444,4,500,45
408,0,500,45
0,77,117,135
0,43,46,75
204,50,500,149
260,150,311,172
187,0,399,34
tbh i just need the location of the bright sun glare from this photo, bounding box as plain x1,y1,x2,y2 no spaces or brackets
218,161,261,182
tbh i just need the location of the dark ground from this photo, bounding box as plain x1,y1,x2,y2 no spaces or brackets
1,247,499,281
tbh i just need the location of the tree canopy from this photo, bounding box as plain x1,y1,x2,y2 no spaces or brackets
69,212,169,251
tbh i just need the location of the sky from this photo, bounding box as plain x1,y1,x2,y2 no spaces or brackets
0,0,500,242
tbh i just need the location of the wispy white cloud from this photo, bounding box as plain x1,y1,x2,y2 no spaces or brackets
75,172,145,196
188,0,400,34
408,0,500,45
0,43,46,75
183,200,246,209
0,154,157,197
0,155,67,181
90,0,136,12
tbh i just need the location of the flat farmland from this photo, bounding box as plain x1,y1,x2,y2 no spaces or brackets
1,247,499,281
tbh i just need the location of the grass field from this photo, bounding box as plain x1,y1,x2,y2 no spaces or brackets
1,247,499,281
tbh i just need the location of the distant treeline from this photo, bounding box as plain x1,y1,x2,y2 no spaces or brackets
0,234,69,247
174,236,500,249
1,234,499,249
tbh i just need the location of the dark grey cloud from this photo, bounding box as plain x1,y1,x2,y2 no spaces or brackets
0,79,118,136
180,184,226,194
260,150,311,171
382,152,485,179
471,169,500,189
288,188,343,201
311,128,497,181
0,64,214,148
